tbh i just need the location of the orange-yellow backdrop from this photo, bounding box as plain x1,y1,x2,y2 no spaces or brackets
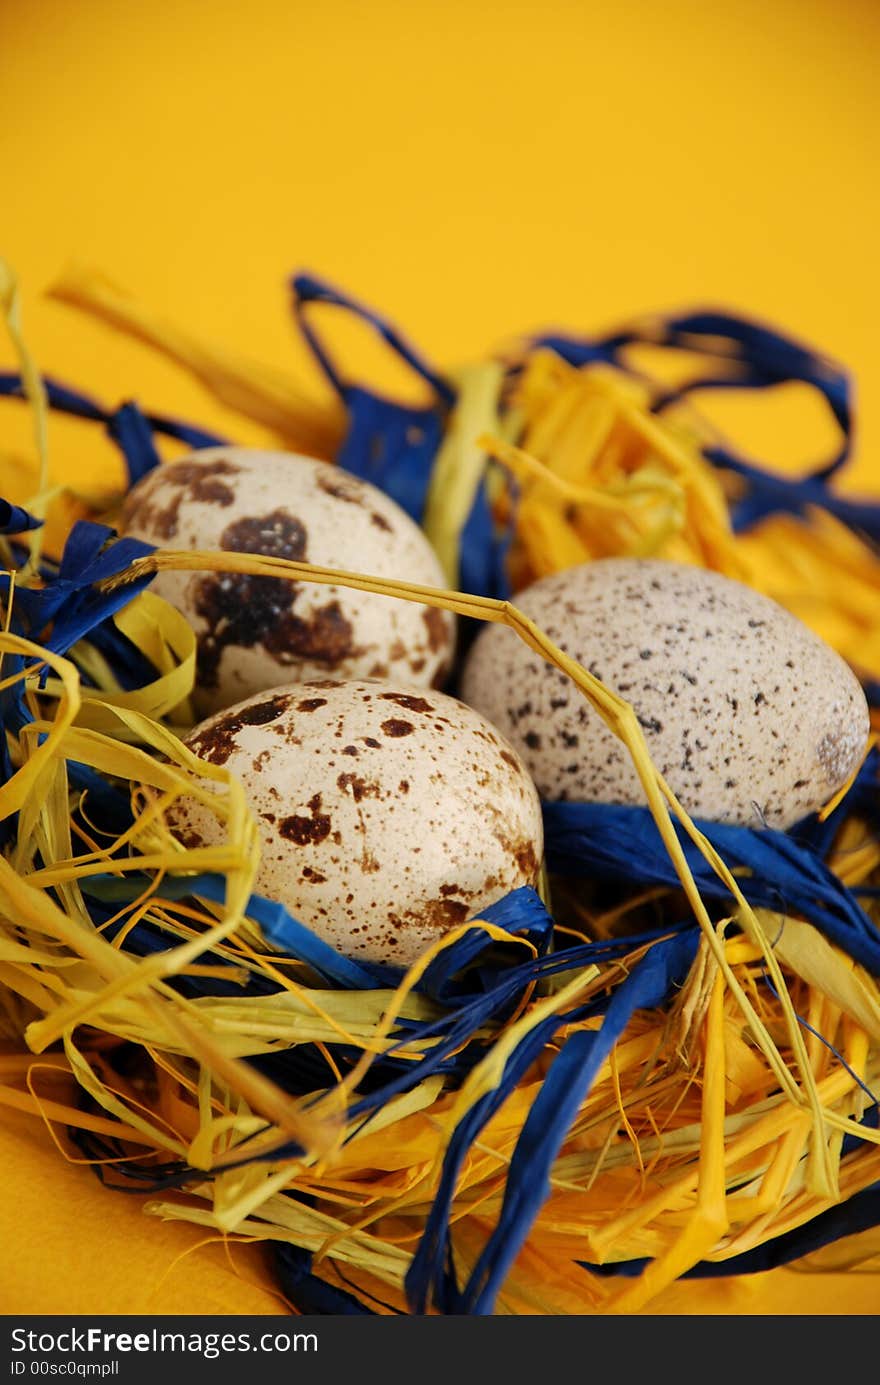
1,0,879,1315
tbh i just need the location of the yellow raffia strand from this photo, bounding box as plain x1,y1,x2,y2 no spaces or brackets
132,923,878,1312
735,509,880,690
422,360,506,586
0,631,343,1159
0,260,50,571
0,265,114,564
40,592,197,735
603,966,729,1313
496,349,880,690
49,263,345,460
489,352,745,590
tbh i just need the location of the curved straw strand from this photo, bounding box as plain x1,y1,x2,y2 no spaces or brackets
49,264,345,459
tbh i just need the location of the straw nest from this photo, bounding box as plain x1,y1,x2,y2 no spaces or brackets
1,260,879,1314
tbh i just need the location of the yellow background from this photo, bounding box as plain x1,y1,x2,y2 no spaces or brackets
2,0,879,1315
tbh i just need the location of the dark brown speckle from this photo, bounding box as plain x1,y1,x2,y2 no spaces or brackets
187,692,293,765
381,718,415,737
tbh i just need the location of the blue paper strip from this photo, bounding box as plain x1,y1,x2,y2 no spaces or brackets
542,786,880,976
0,371,225,486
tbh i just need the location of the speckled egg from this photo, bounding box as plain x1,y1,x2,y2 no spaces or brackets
173,678,544,966
121,447,455,715
460,557,870,829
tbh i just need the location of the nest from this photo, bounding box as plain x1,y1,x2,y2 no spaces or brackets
1,259,879,1315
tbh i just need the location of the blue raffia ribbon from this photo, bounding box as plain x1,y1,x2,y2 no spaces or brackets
542,750,880,977
165,884,550,1115
0,369,222,800
0,372,225,485
0,498,43,534
8,521,156,655
290,273,512,600
288,285,880,599
273,1244,377,1314
405,928,701,1314
0,513,158,828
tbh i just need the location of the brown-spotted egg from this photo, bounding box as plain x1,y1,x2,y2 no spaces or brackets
173,679,544,967
460,557,870,829
121,447,455,715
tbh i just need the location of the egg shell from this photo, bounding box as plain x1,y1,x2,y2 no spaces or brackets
173,679,544,967
121,447,455,715
460,557,870,829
